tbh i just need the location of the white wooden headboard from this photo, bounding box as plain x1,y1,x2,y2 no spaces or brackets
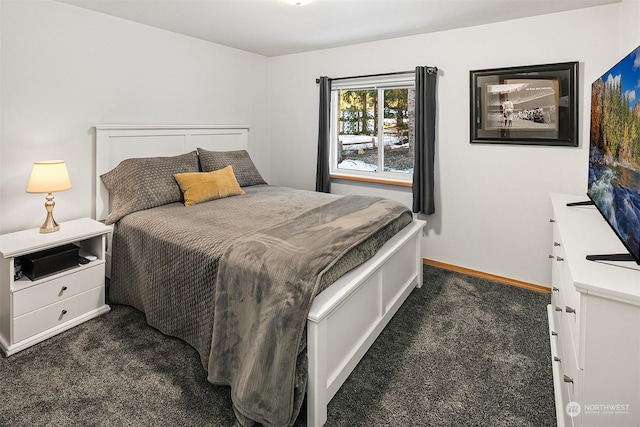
94,124,250,221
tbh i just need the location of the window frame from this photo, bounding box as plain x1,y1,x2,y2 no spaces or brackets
329,73,415,186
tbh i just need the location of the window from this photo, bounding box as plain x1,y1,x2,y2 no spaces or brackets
330,73,415,185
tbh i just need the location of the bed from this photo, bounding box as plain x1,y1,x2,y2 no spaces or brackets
94,124,426,427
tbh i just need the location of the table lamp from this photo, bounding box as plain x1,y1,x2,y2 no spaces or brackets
26,160,72,233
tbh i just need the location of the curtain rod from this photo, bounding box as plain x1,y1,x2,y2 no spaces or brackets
316,67,437,84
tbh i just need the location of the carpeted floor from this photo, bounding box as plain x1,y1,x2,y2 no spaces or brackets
0,265,555,426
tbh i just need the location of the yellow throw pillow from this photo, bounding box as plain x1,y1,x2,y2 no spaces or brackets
174,165,245,206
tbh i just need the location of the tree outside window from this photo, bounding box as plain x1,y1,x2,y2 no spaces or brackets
333,86,414,182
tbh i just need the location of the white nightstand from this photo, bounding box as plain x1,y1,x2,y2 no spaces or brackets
0,218,112,356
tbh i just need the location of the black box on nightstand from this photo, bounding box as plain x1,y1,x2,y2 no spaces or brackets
21,243,80,280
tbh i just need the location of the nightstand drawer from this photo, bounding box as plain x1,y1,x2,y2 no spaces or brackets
13,286,105,342
12,264,104,317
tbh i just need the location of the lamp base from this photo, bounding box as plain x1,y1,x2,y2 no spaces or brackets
39,212,60,233
39,193,60,233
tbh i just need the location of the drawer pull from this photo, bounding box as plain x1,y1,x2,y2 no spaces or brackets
556,256,564,262
550,219,556,223
551,331,558,336
565,306,576,314
555,306,563,312
554,356,561,362
552,287,559,292
59,286,68,296
59,309,68,321
563,375,574,384
554,242,560,247
548,254,554,259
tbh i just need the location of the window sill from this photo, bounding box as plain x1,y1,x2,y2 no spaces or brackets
330,173,412,188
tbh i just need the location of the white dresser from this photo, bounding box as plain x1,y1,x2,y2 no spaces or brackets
548,193,640,427
0,218,111,356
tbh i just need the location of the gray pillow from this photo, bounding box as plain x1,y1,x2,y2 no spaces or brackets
197,149,266,187
100,151,199,224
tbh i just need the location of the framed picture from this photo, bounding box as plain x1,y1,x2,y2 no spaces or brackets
470,62,578,146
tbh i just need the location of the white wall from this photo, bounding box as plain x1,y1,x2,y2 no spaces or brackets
619,0,640,55
0,0,269,234
267,4,625,286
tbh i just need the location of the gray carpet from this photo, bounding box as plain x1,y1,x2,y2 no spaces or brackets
0,265,555,426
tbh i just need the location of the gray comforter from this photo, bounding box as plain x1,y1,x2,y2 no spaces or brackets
109,186,412,426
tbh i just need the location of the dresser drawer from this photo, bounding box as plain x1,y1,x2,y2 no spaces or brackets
12,264,104,317
559,268,582,366
552,239,583,365
550,225,566,299
13,286,105,343
549,305,575,427
559,259,580,313
553,319,581,427
550,258,563,308
557,312,581,402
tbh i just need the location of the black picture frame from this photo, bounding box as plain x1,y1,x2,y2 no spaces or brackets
470,61,578,146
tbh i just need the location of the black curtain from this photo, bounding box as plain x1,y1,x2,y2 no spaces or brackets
315,76,331,193
412,66,438,215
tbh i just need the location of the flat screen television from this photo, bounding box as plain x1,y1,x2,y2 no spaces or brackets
587,45,640,265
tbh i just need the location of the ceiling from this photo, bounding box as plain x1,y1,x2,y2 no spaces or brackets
56,0,620,57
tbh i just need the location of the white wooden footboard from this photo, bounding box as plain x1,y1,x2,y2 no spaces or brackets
306,219,425,427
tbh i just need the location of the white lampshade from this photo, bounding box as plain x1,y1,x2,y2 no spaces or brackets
26,161,72,194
